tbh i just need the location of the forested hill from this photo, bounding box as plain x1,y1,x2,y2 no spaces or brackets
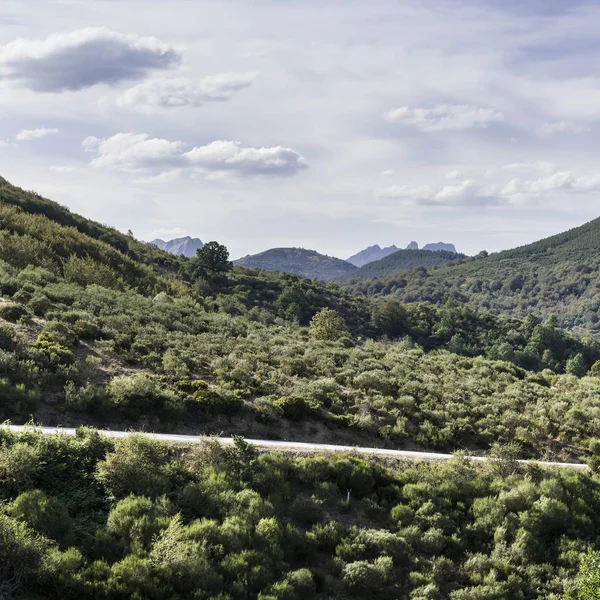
343,216,600,334
338,248,462,281
234,247,357,281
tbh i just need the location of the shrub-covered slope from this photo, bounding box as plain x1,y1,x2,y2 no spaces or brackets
2,178,600,462
0,177,182,287
234,248,357,281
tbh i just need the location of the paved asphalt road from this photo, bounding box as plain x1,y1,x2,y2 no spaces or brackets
5,425,590,471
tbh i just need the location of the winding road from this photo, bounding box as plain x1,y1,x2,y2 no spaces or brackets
5,425,589,471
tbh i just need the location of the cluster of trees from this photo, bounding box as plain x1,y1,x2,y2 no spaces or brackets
0,428,598,599
372,299,600,375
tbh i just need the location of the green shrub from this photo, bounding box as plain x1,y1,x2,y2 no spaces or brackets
309,308,348,342
107,374,179,418
64,382,108,413
0,442,43,493
0,323,17,351
342,556,393,594
265,568,316,600
273,396,311,421
106,495,171,550
8,490,73,547
28,294,51,316
0,514,49,594
0,302,27,322
95,435,171,498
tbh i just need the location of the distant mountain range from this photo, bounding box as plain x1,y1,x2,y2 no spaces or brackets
347,245,400,267
347,241,457,267
234,247,357,281
151,236,204,257
150,236,459,280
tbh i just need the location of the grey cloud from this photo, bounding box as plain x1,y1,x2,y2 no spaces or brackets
0,28,180,92
538,121,589,136
184,141,307,177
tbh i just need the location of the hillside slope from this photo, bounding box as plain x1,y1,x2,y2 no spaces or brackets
3,429,598,599
3,176,600,464
234,247,357,281
0,177,182,291
343,216,600,333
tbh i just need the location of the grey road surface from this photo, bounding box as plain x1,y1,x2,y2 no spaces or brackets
5,425,589,471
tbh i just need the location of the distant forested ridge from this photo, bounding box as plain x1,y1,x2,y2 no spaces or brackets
339,249,462,281
234,247,357,281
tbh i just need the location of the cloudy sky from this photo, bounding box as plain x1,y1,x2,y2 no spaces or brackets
2,0,600,259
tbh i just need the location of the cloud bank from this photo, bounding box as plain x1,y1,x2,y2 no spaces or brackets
377,166,600,206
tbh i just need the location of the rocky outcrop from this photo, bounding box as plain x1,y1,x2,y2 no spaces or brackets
151,236,204,257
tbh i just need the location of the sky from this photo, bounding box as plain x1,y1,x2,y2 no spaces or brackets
2,0,600,260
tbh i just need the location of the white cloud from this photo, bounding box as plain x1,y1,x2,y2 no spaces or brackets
149,226,186,239
538,121,589,136
384,104,504,132
501,171,600,198
380,169,394,177
133,169,183,185
83,133,184,172
446,170,462,180
184,140,308,176
49,165,76,173
0,27,180,92
503,162,558,173
83,133,308,178
16,127,58,141
115,73,256,113
377,184,434,199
